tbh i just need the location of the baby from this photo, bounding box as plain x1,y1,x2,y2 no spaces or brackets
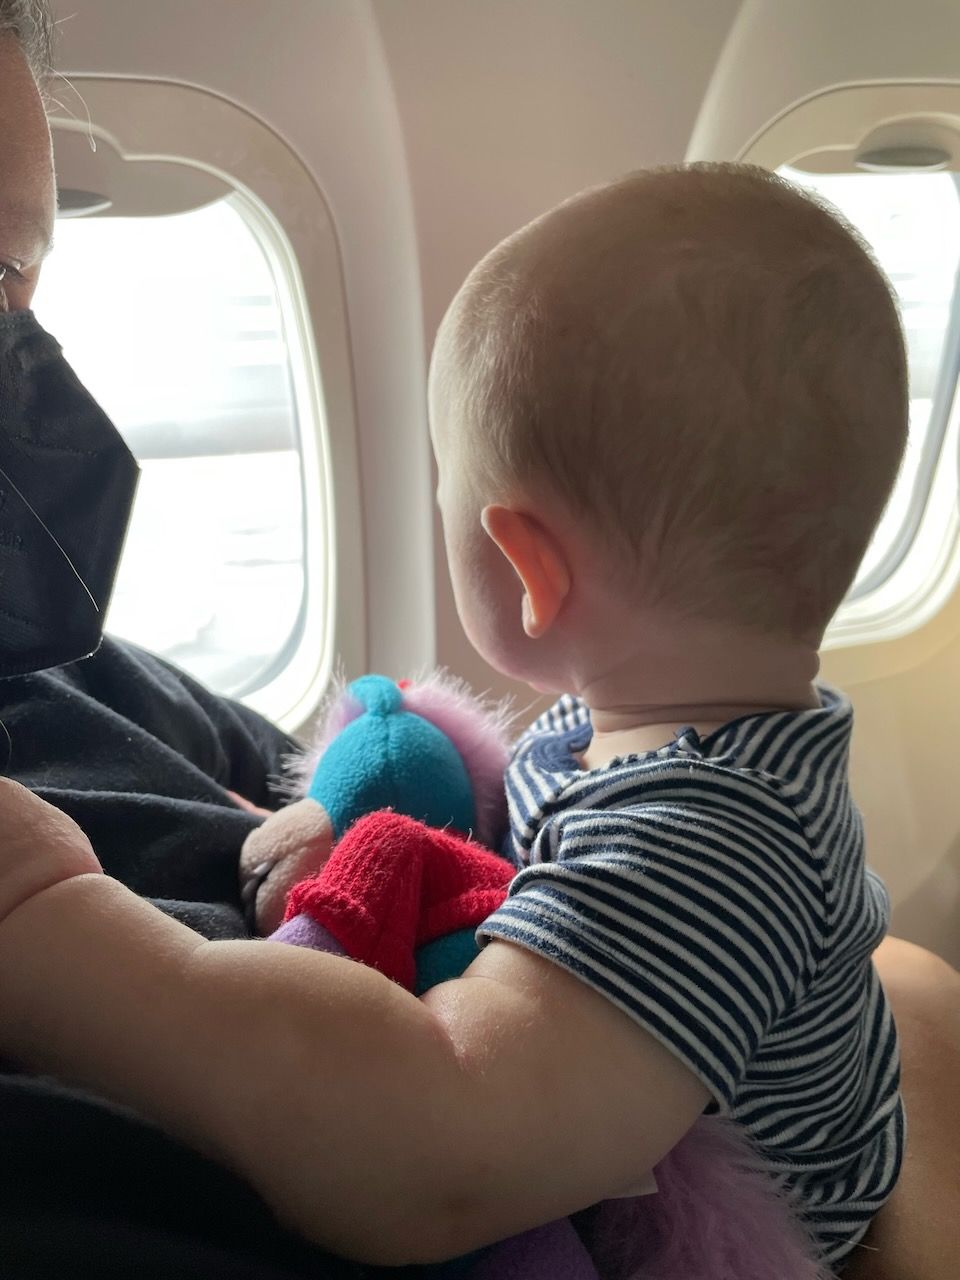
0,163,906,1273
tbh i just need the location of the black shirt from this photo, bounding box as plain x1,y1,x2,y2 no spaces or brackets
1,634,297,939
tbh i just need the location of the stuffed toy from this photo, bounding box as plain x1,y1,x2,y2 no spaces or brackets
239,672,514,940
238,672,830,1280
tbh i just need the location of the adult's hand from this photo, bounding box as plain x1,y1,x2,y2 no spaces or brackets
0,778,102,926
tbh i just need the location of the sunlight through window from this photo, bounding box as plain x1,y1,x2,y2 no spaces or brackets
780,167,960,598
34,198,306,697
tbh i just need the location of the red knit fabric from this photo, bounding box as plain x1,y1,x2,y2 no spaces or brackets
284,810,513,990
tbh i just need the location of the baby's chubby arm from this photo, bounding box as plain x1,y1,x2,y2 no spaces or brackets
0,780,709,1266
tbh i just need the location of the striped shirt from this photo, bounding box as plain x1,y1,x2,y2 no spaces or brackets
478,686,903,1265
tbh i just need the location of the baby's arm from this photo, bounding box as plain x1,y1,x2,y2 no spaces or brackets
0,781,708,1267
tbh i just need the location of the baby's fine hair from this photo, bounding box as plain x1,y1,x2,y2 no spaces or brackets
432,163,908,640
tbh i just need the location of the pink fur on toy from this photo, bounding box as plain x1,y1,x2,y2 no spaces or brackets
592,1117,831,1280
400,670,514,846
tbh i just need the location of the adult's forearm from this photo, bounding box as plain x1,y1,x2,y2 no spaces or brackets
0,875,469,1264
0,872,687,1265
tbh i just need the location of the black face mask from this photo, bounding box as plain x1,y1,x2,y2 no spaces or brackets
0,311,140,678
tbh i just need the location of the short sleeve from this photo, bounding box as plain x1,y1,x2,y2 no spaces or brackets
477,794,824,1110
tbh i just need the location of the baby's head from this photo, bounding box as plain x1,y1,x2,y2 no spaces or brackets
429,164,908,693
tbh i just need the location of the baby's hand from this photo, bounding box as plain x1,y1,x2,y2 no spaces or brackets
0,779,102,927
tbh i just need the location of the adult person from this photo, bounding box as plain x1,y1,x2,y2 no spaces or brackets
0,4,956,1277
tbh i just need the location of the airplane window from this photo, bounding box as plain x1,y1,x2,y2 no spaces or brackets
779,167,960,601
34,197,306,698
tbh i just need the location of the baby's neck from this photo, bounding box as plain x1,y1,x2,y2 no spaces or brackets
575,615,820,769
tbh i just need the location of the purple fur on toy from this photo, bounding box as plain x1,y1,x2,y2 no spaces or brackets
276,679,365,801
400,670,514,847
470,1218,600,1279
591,1117,832,1280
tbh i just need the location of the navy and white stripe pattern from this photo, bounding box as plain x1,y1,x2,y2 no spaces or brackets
478,686,903,1265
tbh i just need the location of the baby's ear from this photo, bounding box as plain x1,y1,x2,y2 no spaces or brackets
481,505,570,638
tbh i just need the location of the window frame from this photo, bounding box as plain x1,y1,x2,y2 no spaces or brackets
47,78,366,731
837,173,960,605
739,84,960,646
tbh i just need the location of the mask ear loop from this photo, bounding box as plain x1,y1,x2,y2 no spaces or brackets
0,461,99,612
0,719,12,776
